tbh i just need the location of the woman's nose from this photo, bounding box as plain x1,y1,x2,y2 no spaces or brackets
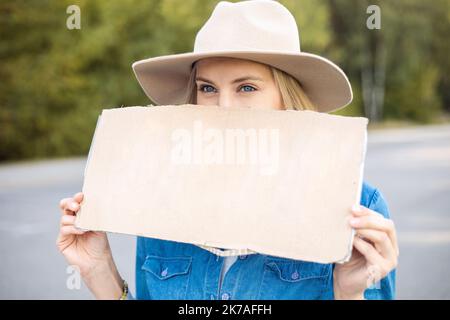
218,92,234,108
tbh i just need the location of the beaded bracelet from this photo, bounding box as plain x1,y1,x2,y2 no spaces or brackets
120,279,128,300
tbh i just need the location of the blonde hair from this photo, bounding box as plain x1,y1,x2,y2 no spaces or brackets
183,60,316,111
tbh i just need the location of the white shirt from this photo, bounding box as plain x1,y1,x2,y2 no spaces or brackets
219,255,238,285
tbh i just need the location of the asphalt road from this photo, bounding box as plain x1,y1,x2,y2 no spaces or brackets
1,124,449,299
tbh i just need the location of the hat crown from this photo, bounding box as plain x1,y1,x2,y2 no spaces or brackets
194,0,301,54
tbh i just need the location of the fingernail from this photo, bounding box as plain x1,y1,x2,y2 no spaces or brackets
351,204,362,212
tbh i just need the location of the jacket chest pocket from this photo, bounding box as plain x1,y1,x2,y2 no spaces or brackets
258,258,331,299
141,255,192,300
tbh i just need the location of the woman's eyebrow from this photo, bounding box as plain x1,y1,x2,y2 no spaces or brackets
195,76,264,85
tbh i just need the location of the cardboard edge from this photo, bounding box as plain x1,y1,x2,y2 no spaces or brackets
335,119,369,264
74,112,104,232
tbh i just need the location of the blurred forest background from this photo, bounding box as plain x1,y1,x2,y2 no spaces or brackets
1,0,449,162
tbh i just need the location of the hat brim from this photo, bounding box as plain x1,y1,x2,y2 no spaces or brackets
132,50,353,113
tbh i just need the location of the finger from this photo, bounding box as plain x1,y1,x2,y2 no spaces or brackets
349,214,399,256
60,225,86,236
60,198,76,216
60,215,76,226
350,205,399,256
67,200,80,212
59,198,71,211
353,237,387,270
73,192,84,203
353,237,383,265
62,200,80,216
356,228,397,263
353,237,389,280
351,204,383,218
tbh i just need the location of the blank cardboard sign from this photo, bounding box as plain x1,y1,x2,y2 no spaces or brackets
75,105,368,264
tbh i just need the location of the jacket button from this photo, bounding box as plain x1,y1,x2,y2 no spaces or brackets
161,268,168,277
221,293,230,300
291,271,299,280
239,255,247,260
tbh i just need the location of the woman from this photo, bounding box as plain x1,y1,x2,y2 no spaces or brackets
57,0,398,300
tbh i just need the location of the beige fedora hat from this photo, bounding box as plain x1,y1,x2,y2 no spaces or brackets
132,0,353,113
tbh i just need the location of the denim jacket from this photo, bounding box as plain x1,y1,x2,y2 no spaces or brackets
128,181,396,300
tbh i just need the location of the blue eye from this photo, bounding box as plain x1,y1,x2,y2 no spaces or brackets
240,85,256,92
197,84,256,93
198,85,216,93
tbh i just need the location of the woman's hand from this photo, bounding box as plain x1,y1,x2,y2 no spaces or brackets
57,192,111,275
333,204,399,300
56,192,123,299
